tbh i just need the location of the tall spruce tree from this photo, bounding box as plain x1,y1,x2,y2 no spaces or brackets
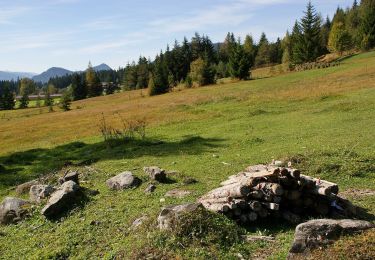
19,93,29,109
292,2,322,64
71,73,87,100
86,62,102,97
0,82,15,110
243,34,256,67
255,33,270,67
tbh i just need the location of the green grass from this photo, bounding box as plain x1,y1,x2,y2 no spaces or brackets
0,52,375,259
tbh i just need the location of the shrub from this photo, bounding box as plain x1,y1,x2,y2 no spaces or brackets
98,113,147,147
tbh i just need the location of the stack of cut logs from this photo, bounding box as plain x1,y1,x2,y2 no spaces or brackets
198,164,356,224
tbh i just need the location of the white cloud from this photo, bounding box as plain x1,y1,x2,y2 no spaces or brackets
0,6,31,25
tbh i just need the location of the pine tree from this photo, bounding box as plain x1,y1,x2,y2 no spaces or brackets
44,87,54,112
148,53,169,96
86,62,102,97
59,90,72,111
359,0,375,50
229,40,251,80
71,73,87,100
255,33,270,67
19,93,29,109
292,2,322,64
189,57,215,86
346,0,361,48
0,82,15,110
243,34,256,67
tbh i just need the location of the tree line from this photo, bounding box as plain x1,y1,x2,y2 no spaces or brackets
1,0,375,110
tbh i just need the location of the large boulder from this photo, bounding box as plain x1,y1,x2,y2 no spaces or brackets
29,185,55,204
0,197,30,225
58,171,79,185
16,180,40,195
288,219,374,259
106,172,141,190
157,203,203,230
143,166,167,182
41,181,80,218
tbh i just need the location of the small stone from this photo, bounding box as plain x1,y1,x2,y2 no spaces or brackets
165,189,191,198
58,171,79,185
212,154,219,158
16,180,40,195
0,197,30,225
106,172,141,190
143,166,167,182
90,220,101,226
29,185,55,203
130,216,148,230
157,203,203,230
145,184,156,193
182,177,198,185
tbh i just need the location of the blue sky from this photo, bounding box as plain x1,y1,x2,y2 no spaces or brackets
0,0,353,73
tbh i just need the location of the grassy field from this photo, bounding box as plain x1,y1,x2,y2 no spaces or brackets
0,52,374,259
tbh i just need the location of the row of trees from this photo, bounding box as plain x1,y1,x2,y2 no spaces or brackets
1,1,375,108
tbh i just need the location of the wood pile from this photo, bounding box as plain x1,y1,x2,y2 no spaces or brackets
199,164,356,224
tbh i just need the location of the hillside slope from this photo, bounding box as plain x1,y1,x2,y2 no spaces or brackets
0,52,374,259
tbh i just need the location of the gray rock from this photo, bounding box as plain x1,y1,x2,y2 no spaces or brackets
29,185,55,203
106,172,141,190
58,171,79,185
165,189,191,198
288,219,374,258
157,203,203,230
130,216,148,230
16,180,40,195
0,197,30,225
143,166,167,182
145,184,156,193
41,181,80,218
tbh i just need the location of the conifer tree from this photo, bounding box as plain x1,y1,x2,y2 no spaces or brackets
0,82,15,110
255,33,270,67
71,73,87,100
19,93,29,109
59,90,72,111
243,34,256,67
44,87,54,112
86,62,102,97
292,2,322,63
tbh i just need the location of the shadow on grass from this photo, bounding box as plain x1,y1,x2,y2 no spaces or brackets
0,135,224,190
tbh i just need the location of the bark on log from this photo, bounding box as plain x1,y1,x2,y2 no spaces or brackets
258,208,268,218
255,182,284,196
248,190,263,199
282,210,301,224
199,183,251,200
248,200,262,212
300,175,339,196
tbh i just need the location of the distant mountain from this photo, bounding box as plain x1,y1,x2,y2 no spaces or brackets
93,63,112,72
32,63,112,83
0,71,37,81
32,67,73,83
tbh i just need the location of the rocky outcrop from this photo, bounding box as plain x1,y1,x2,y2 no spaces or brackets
41,181,80,218
29,185,55,203
106,172,141,190
145,184,156,193
157,203,203,230
288,219,374,259
0,197,30,225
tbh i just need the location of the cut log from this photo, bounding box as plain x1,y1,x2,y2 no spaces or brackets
233,208,242,217
248,201,262,212
289,169,301,179
255,182,284,196
248,190,263,199
202,203,231,213
240,214,248,224
286,190,301,201
198,197,233,205
199,183,251,200
234,199,248,210
300,175,339,196
273,196,282,203
248,212,258,222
